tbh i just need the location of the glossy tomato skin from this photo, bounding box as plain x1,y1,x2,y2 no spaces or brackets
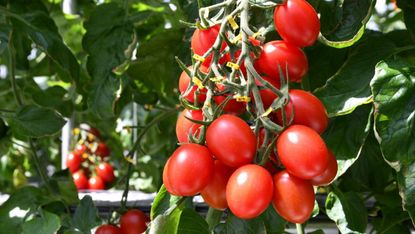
272,170,315,224
226,164,274,219
95,142,110,158
277,89,328,134
200,160,234,210
214,84,246,115
179,67,207,104
311,150,338,186
175,109,203,143
120,209,150,234
95,224,121,234
88,176,105,190
191,25,229,66
274,0,320,47
277,125,329,179
72,170,88,190
75,144,88,155
163,144,214,196
254,40,308,83
206,115,256,168
96,162,115,183
66,151,82,173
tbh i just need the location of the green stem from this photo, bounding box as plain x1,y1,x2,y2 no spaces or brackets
29,139,53,191
7,30,23,106
205,208,223,231
296,223,305,234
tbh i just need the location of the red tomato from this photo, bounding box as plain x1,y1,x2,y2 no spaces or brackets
95,142,110,158
120,209,150,234
254,77,280,109
277,89,328,134
89,128,101,138
179,67,207,104
272,170,315,223
75,144,88,155
96,162,115,183
88,176,105,190
274,0,320,47
200,160,234,210
206,115,256,167
254,40,308,83
175,109,203,143
213,84,246,115
66,151,82,173
277,125,329,179
311,150,338,186
226,164,273,219
191,25,229,66
72,170,88,190
95,224,121,234
163,144,214,196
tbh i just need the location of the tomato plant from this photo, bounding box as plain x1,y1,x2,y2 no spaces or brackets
179,67,207,104
66,152,82,173
72,171,89,190
120,209,150,234
311,150,338,186
175,109,203,143
95,224,121,234
96,162,115,183
88,176,106,190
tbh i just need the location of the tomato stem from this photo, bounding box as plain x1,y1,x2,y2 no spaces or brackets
296,223,305,234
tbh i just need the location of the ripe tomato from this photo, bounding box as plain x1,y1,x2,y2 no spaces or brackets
95,224,121,234
95,142,110,158
311,150,338,186
96,162,115,183
88,176,105,190
254,40,308,83
206,115,256,167
277,89,328,134
277,125,329,179
213,84,246,115
175,109,203,143
191,25,229,66
179,67,207,104
163,144,214,196
72,170,88,190
274,0,320,47
200,160,234,210
66,151,82,173
120,209,150,234
226,164,273,219
272,170,315,223
75,144,88,155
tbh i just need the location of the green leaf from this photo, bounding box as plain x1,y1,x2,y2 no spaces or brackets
47,170,79,205
83,3,135,119
397,163,415,226
32,86,74,117
8,105,66,137
322,104,372,177
8,0,80,82
314,33,396,116
312,0,375,48
397,0,415,41
150,185,182,220
371,58,415,166
259,205,287,234
325,190,367,234
214,212,266,234
72,196,101,233
22,210,60,234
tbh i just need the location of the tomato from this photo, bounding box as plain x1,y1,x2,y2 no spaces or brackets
255,77,280,109
226,164,273,219
274,0,320,47
89,127,101,138
72,170,88,190
96,162,115,183
191,25,229,66
200,160,234,210
277,89,328,134
206,115,256,167
213,84,246,115
88,176,105,190
179,67,207,104
120,209,150,234
163,144,214,196
272,170,315,223
277,125,329,179
175,109,203,143
75,144,88,155
66,151,82,173
95,224,121,234
311,150,338,186
254,40,308,83
95,142,110,158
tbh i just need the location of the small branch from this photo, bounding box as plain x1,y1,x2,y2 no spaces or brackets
296,223,305,234
7,30,23,106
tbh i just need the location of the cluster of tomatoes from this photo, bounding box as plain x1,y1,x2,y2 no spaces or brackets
95,209,150,234
66,126,116,190
165,0,338,224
